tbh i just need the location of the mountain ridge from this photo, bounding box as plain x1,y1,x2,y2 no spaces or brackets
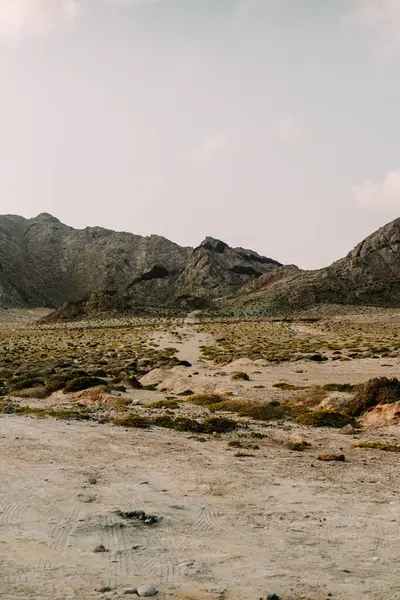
0,213,281,313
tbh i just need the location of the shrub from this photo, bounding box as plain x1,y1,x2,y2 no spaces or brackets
45,370,90,393
286,440,312,451
149,399,180,409
232,371,250,381
64,376,106,393
128,377,143,389
9,376,45,392
187,393,225,406
295,410,353,428
308,354,328,362
294,386,327,408
178,389,195,396
112,414,149,428
202,416,238,433
152,414,175,428
15,406,92,420
172,417,205,433
237,402,287,421
322,383,355,392
273,382,303,390
347,377,400,416
352,441,400,453
17,386,48,399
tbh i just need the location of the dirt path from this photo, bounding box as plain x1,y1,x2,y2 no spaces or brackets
0,415,399,600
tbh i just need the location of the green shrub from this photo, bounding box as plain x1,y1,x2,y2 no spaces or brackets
64,376,106,393
187,393,225,406
178,389,195,396
202,416,238,433
237,402,286,421
149,398,180,409
15,406,92,420
10,376,44,392
295,410,353,428
352,441,400,453
273,382,303,390
172,417,204,432
45,370,90,393
347,377,400,416
322,383,355,392
152,414,175,428
112,414,149,428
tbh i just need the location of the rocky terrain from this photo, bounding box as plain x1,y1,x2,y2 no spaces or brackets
227,218,400,315
0,214,280,315
2,213,400,320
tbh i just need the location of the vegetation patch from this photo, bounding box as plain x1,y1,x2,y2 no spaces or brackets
285,440,312,451
149,398,180,409
347,377,400,416
352,441,400,453
231,371,250,381
112,414,150,428
273,382,303,390
295,410,353,428
64,376,106,393
187,393,226,406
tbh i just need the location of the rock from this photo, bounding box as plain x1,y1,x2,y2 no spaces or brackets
93,544,108,553
2,404,15,414
137,584,158,597
317,453,345,462
265,595,281,600
123,589,138,595
339,424,357,435
77,492,96,503
96,585,112,593
89,476,97,484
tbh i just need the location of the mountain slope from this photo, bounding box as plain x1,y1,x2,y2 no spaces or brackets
225,218,400,315
0,214,281,311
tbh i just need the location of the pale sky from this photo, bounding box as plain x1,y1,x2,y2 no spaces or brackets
1,0,400,268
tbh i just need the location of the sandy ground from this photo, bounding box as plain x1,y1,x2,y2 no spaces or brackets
0,317,400,599
0,415,399,600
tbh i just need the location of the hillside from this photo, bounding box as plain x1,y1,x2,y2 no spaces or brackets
224,217,400,315
0,213,281,313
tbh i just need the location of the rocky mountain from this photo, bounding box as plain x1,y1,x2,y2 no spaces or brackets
0,213,281,314
225,217,400,315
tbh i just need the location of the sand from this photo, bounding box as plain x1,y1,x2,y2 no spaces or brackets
0,318,399,599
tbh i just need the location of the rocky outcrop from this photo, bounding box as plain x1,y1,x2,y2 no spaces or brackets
226,218,400,315
0,214,281,313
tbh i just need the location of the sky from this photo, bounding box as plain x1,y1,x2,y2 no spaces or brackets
0,0,400,269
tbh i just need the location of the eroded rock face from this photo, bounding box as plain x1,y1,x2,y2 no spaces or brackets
0,214,281,314
228,217,400,314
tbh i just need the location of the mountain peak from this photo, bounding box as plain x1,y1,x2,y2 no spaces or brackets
199,237,229,254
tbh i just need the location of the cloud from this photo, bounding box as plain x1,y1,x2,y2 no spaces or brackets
272,118,302,145
0,0,85,40
192,134,229,164
0,0,155,41
353,168,400,209
343,0,400,58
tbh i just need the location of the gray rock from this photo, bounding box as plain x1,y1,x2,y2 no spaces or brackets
2,404,15,414
96,585,112,593
265,595,281,600
123,589,138,595
89,476,97,484
137,584,158,597
339,424,358,435
93,544,108,553
77,492,96,503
